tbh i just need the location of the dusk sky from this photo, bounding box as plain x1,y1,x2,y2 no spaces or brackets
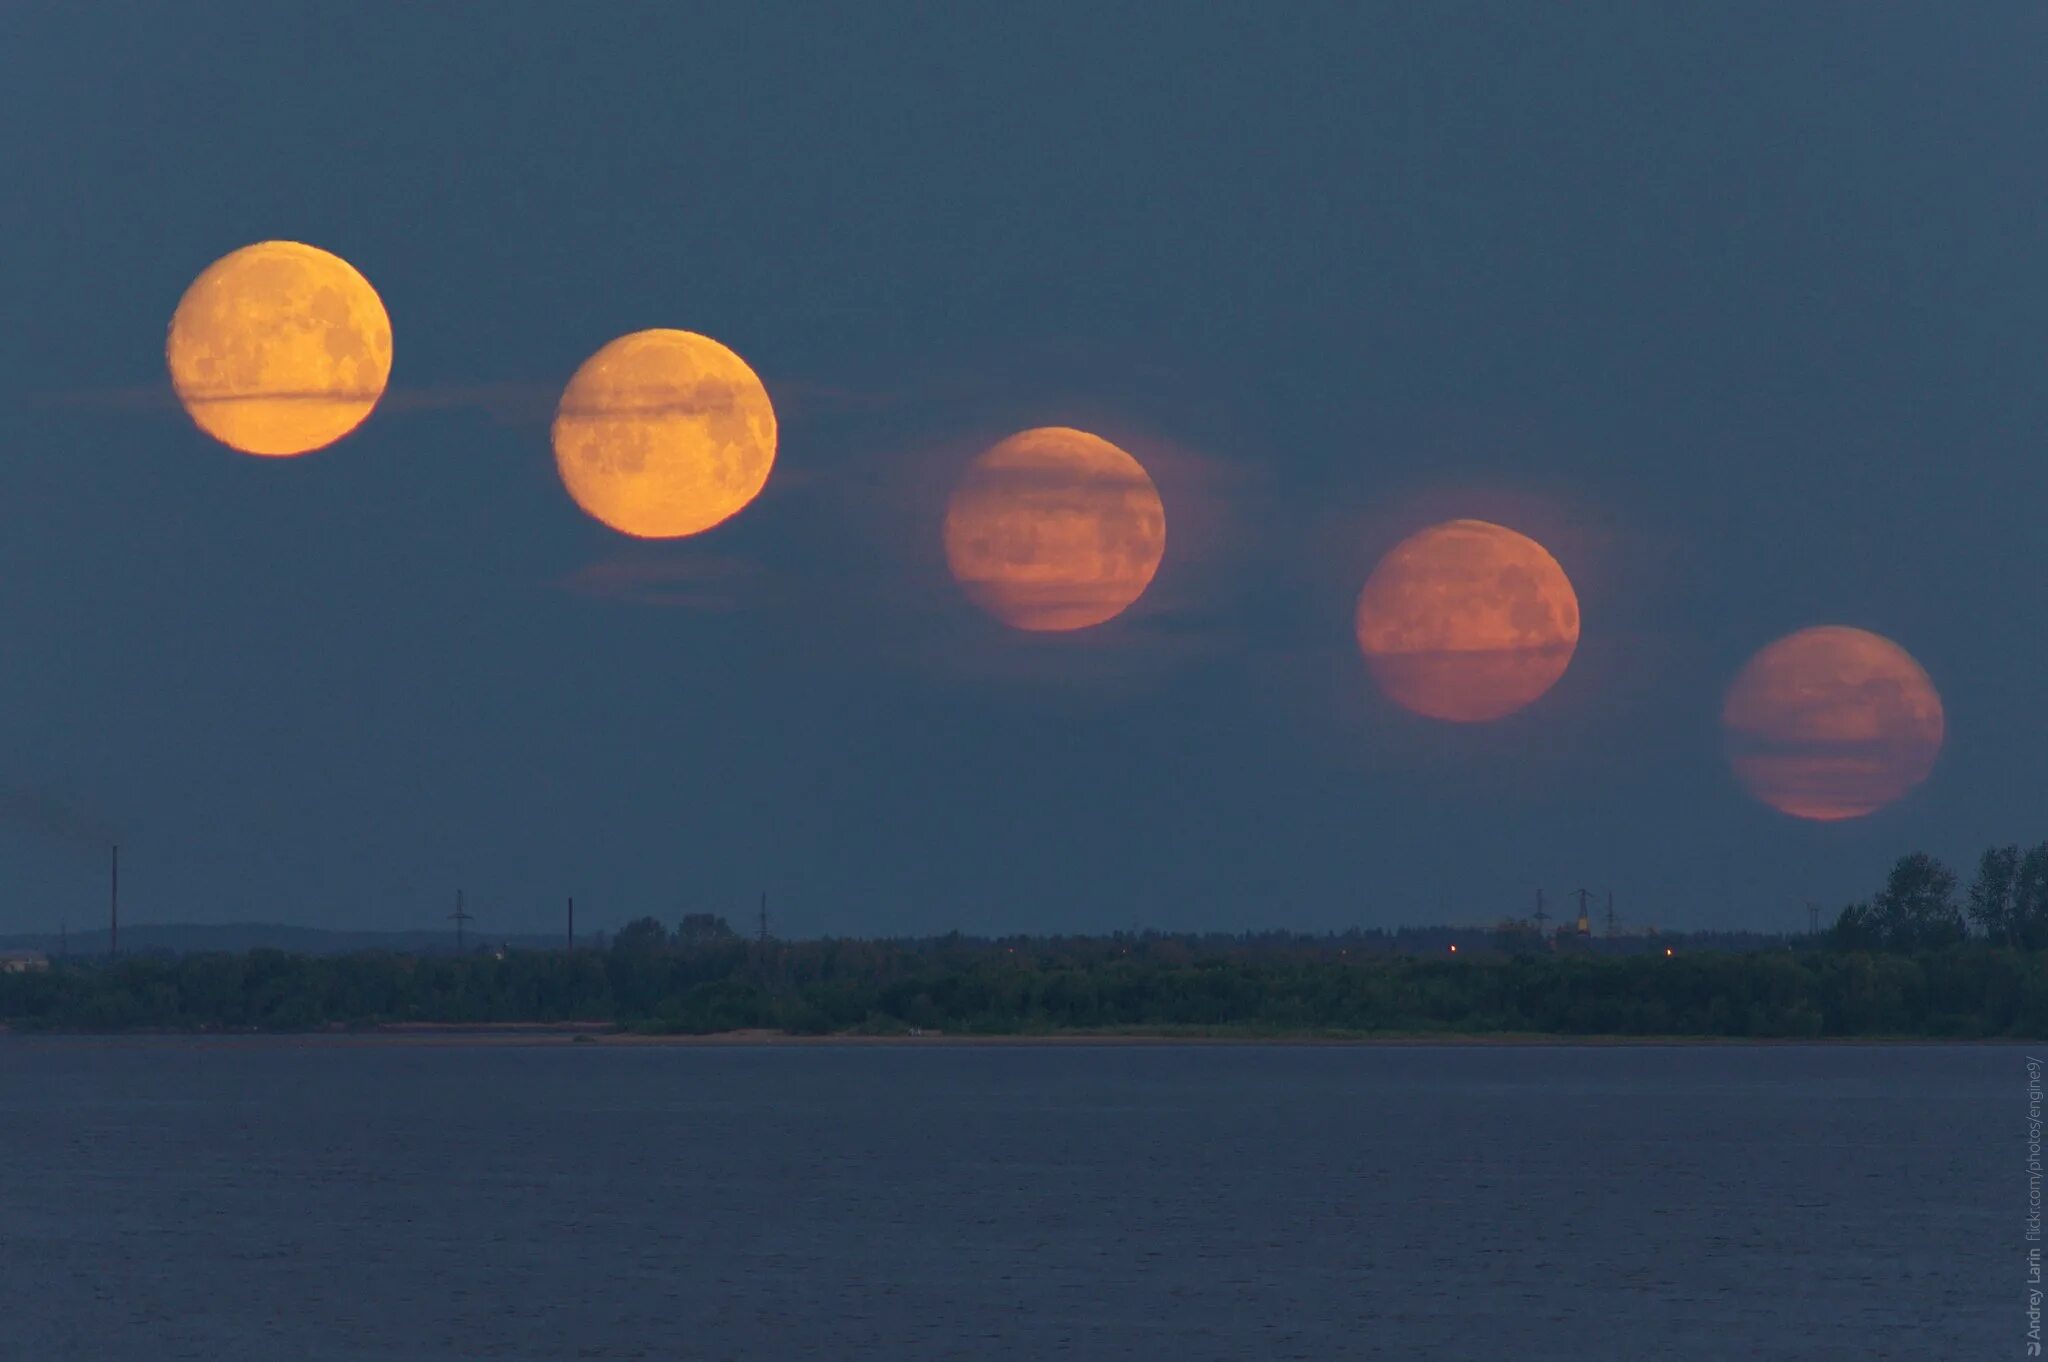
2,5,2042,937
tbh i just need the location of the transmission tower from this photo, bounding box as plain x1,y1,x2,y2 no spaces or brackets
449,890,474,953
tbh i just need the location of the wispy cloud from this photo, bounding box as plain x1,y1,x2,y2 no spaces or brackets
42,372,898,427
560,552,765,611
0,785,120,853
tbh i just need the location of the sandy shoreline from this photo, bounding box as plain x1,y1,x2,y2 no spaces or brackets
0,1024,2016,1047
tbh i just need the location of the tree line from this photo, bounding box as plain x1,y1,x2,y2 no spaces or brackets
1,920,2044,1038
3,842,2042,1037
1830,842,2048,951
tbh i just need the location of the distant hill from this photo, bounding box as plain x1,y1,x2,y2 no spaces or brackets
0,923,577,957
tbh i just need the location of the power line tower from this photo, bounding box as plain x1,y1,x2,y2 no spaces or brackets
1604,891,1618,937
449,890,474,954
109,844,119,960
1532,889,1549,933
1806,901,1821,936
566,896,575,952
756,891,770,945
1572,887,1595,936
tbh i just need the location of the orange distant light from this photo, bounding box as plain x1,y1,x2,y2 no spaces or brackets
1721,625,1943,821
943,427,1166,632
1354,519,1580,722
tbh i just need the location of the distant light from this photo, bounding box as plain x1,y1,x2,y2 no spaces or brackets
1664,947,1674,957
1448,944,1458,954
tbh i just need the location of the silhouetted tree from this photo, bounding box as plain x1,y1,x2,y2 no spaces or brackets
677,913,737,944
1831,902,1880,951
1869,852,1965,950
1969,845,2021,943
611,917,671,957
2013,843,2048,950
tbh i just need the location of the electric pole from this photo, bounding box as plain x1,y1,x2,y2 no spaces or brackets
109,844,119,960
450,890,473,954
1533,889,1549,932
757,891,770,944
1605,891,1618,937
567,896,575,952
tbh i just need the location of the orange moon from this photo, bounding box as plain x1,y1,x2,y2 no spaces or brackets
551,329,777,539
165,241,392,457
942,427,1167,632
1721,625,1944,821
1353,519,1581,722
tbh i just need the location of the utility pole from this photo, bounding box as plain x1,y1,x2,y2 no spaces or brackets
1605,891,1618,937
109,844,119,960
1806,901,1821,936
567,896,575,952
1533,889,1549,932
449,890,473,954
757,891,770,944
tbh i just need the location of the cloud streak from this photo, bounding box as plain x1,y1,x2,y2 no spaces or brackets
0,785,120,854
560,553,766,611
45,372,897,428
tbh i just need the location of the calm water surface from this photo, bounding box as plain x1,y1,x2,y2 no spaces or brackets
0,1040,2010,1360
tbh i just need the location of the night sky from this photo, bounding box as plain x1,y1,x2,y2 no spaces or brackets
2,5,2042,937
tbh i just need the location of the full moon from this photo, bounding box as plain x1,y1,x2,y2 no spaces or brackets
942,426,1167,632
551,329,777,539
1353,519,1581,722
165,241,392,457
1721,625,1944,821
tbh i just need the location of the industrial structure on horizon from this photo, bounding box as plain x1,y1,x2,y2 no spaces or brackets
1489,888,1662,954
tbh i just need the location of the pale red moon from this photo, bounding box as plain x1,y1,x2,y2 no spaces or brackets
1721,625,1944,821
551,329,777,540
165,241,392,457
1353,519,1581,722
942,427,1166,632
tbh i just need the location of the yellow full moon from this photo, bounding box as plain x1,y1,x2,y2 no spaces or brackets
1353,519,1581,722
942,426,1167,632
1721,625,1944,821
165,241,392,457
550,329,778,540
